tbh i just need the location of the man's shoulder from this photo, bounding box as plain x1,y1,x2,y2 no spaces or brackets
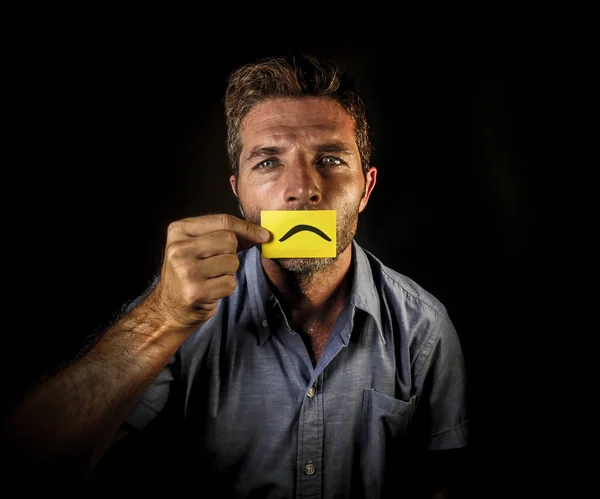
359,245,449,319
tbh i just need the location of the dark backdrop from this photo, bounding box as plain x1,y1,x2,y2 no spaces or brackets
4,29,591,496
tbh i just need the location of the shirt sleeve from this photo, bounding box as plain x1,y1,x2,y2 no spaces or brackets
123,354,178,431
414,313,469,451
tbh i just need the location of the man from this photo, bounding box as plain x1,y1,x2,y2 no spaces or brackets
3,54,468,498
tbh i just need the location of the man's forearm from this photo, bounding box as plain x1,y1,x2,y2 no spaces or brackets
2,299,189,476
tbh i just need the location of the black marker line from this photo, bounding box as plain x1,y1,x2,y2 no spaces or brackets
279,224,332,242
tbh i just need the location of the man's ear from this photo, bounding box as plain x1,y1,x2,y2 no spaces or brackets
358,167,377,213
230,174,246,218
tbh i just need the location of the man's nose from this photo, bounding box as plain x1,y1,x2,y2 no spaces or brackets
282,163,322,206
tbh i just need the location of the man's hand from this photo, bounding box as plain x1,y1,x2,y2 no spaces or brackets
146,214,270,332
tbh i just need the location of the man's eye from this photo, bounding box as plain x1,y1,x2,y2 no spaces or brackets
256,159,278,169
318,156,342,166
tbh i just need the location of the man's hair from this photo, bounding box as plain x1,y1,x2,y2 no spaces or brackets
224,53,372,177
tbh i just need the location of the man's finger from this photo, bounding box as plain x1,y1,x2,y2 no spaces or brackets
168,214,270,246
198,254,240,279
193,231,239,258
215,214,271,246
200,274,238,303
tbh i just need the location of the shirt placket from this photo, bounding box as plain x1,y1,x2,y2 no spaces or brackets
296,374,323,498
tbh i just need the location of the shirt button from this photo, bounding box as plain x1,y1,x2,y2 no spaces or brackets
304,461,316,475
262,320,268,328
307,386,316,398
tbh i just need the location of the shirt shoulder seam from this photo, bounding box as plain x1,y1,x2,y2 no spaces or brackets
379,267,448,320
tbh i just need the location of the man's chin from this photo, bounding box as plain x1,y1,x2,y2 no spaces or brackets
270,257,336,275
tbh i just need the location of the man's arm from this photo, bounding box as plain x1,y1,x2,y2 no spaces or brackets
1,214,270,479
2,297,189,477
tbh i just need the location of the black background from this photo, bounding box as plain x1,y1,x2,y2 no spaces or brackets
3,18,594,497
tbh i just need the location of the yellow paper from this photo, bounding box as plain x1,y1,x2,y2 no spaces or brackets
261,210,336,258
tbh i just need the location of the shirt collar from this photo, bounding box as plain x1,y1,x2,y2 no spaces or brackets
244,240,384,346
348,240,385,344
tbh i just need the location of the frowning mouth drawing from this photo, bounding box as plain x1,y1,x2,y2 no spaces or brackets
279,224,332,242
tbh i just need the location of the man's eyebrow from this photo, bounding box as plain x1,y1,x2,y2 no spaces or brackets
245,146,284,162
244,142,354,162
314,142,354,155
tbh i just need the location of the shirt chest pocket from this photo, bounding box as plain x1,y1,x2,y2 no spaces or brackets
360,389,417,492
362,388,416,439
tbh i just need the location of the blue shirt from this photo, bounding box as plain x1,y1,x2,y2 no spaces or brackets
124,240,468,498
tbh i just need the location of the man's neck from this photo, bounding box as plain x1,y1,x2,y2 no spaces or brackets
260,245,354,325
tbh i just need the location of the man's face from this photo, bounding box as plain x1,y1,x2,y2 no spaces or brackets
231,97,377,274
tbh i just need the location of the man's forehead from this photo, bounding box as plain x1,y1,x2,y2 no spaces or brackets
240,97,355,148
242,97,354,132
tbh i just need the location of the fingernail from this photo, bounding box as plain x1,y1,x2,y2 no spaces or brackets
259,229,270,242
